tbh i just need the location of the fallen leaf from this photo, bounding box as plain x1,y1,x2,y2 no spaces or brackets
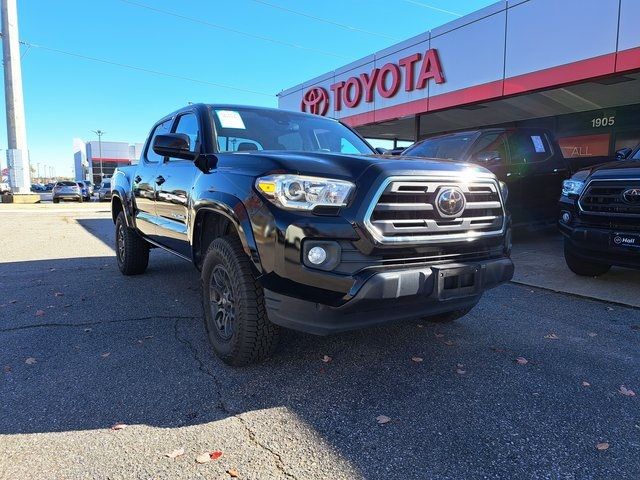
227,468,239,478
35,309,45,317
54,292,64,297
210,450,223,461
143,335,154,340
456,363,466,375
434,333,445,338
110,422,127,431
416,324,424,328
101,352,111,358
544,333,559,340
25,357,37,365
9,300,17,304
582,381,591,387
84,328,92,332
165,448,185,459
515,357,528,365
587,332,597,337
619,385,636,397
490,346,505,353
443,340,455,346
4,365,12,373
596,442,609,451
606,307,614,311
195,453,211,464
411,357,424,363
376,415,391,425
321,355,332,363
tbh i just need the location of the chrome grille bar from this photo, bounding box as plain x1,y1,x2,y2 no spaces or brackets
364,175,506,245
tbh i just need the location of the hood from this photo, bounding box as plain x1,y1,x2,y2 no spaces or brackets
575,159,640,180
216,151,494,182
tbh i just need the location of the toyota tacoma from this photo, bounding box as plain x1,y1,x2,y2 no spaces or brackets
111,104,514,366
560,145,640,276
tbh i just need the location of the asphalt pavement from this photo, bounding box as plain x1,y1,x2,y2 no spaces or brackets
1,203,639,480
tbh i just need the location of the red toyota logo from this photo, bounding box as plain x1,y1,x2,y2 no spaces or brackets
301,87,330,116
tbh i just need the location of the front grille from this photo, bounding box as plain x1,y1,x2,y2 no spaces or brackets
579,179,640,216
364,176,505,244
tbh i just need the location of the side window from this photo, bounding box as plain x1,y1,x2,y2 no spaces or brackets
470,133,509,165
507,131,552,164
172,113,199,160
145,119,173,163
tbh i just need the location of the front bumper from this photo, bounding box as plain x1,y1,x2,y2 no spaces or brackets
264,257,514,334
560,222,640,269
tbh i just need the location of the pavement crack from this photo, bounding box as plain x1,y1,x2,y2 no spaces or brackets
0,315,200,333
173,317,298,480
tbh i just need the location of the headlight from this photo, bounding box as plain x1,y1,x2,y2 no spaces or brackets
498,180,508,203
562,179,585,197
256,174,355,211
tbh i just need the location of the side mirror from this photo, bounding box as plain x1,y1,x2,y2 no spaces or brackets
615,147,632,160
374,147,388,155
474,150,502,164
152,133,197,160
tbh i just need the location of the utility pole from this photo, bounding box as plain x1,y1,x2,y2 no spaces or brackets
1,0,30,194
91,130,105,179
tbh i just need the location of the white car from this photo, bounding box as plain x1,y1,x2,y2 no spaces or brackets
0,182,11,195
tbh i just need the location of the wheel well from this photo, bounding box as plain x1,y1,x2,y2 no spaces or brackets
193,210,237,269
111,196,123,224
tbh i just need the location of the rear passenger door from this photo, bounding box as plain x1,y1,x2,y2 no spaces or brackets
153,112,200,257
506,131,567,223
134,119,172,237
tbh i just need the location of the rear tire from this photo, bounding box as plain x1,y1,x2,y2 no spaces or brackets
115,211,149,275
424,305,475,323
52,198,59,204
201,235,279,366
564,241,610,277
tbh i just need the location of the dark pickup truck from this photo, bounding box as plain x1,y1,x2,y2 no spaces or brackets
401,128,571,225
559,145,640,276
111,104,514,366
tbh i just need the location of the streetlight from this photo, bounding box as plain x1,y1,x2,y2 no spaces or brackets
91,129,105,180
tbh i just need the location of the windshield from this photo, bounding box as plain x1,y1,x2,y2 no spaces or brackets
212,107,373,155
403,132,478,159
632,148,640,160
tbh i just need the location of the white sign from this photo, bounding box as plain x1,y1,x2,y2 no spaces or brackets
216,110,246,130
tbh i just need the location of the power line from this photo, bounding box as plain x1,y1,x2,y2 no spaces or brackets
10,37,274,97
250,0,399,40
402,0,462,17
118,0,349,60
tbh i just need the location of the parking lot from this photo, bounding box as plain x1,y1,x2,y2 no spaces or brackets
1,202,639,480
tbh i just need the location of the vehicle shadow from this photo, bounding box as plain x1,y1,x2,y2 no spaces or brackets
2,236,639,477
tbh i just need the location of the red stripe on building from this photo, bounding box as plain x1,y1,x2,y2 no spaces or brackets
341,50,640,127
615,46,640,73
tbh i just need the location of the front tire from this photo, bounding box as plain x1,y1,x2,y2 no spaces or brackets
53,198,59,204
564,241,610,277
201,235,279,366
115,211,149,275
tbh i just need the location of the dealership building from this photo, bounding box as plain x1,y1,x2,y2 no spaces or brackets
73,140,143,184
278,0,640,168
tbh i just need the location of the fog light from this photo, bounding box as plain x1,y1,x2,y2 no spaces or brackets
561,212,571,223
307,246,327,265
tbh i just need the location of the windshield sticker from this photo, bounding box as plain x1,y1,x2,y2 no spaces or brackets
216,110,246,130
531,135,545,153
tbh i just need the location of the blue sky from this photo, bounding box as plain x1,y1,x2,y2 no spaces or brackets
5,0,494,177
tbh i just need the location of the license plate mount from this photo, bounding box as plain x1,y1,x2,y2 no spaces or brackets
432,264,482,300
611,233,640,250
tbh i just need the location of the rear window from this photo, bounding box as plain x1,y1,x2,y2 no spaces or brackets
57,181,77,187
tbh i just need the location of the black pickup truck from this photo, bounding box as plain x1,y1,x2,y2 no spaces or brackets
559,145,640,276
402,128,571,225
111,104,514,365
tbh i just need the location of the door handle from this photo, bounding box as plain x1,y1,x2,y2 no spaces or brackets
155,175,165,186
134,175,142,183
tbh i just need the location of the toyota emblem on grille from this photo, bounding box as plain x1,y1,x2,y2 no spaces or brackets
436,187,466,217
622,188,640,205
